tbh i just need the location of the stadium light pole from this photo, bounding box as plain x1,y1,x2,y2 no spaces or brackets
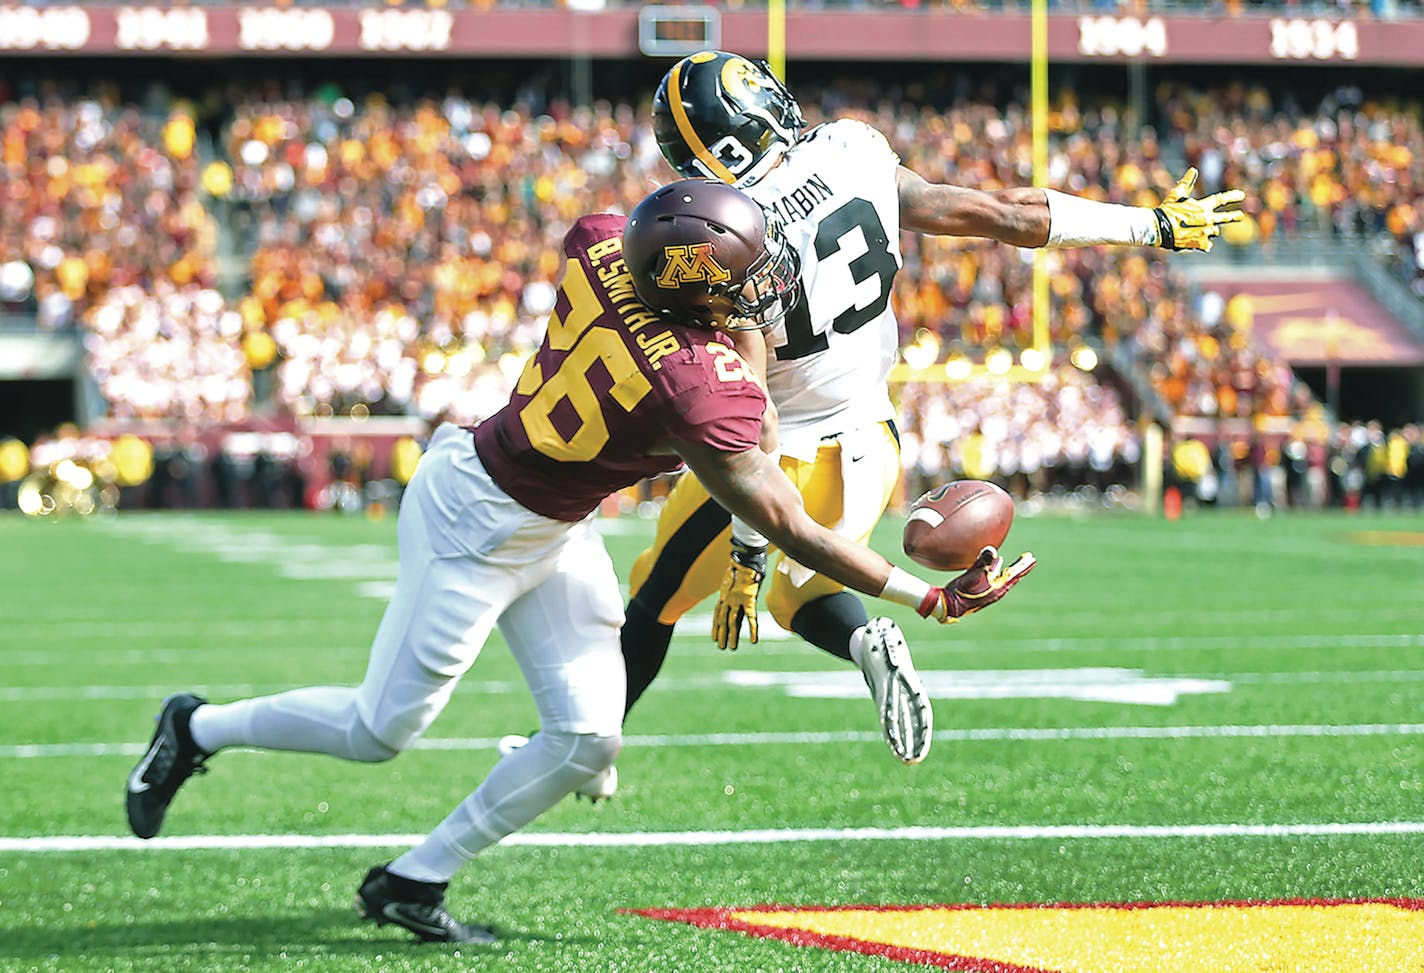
768,0,786,82
892,0,1054,388
1030,0,1050,364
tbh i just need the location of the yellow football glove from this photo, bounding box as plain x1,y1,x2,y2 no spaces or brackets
712,540,766,650
1152,168,1246,252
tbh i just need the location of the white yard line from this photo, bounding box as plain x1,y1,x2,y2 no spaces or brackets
6,667,1424,699
920,633,1424,656
4,648,369,667
2,620,363,638
5,820,1424,853
0,681,522,701
8,721,1424,759
94,520,403,597
7,608,1422,638
6,632,1422,667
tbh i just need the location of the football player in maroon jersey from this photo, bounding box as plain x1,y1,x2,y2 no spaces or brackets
125,179,1033,944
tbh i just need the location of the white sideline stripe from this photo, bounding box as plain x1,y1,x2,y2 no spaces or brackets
6,820,1424,853
10,721,1424,759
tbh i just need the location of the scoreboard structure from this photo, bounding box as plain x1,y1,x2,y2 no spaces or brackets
0,5,1414,65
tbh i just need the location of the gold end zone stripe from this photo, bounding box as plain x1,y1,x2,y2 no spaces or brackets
631,899,1424,972
667,59,737,184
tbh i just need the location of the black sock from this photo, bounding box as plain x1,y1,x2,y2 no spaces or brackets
621,597,675,718
789,592,869,663
177,704,210,758
382,865,446,900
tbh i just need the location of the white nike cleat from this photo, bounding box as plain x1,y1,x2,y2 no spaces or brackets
856,618,933,764
496,734,619,802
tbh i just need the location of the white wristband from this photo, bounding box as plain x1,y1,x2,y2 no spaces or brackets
1045,190,1160,248
730,515,769,550
879,566,934,612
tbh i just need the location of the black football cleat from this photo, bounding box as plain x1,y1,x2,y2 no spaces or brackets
354,864,497,945
126,692,210,839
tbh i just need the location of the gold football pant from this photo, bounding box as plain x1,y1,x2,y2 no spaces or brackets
627,421,901,632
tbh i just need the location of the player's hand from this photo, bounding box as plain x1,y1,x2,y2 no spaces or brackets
917,546,1037,623
712,539,767,650
1152,167,1245,252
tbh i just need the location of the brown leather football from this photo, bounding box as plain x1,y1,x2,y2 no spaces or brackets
903,480,1015,571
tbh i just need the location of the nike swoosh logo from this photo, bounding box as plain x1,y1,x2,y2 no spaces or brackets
383,902,446,938
127,739,161,794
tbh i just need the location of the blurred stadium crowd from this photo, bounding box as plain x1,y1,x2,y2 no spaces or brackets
61,0,1424,14
1,72,1422,511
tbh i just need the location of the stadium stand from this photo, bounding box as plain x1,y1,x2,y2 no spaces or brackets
898,366,1141,502
84,0,1424,12
0,88,215,330
1156,80,1424,295
3,69,1421,509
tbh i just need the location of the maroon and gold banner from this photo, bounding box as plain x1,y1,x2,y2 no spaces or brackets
0,6,1419,65
1198,276,1424,367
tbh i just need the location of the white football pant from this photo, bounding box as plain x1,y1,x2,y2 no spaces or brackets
189,423,626,882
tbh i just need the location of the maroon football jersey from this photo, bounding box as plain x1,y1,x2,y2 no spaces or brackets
475,214,767,522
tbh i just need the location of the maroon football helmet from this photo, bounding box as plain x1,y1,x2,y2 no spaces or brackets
623,179,800,331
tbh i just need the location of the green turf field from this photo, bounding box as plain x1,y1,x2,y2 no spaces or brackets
2,507,1423,972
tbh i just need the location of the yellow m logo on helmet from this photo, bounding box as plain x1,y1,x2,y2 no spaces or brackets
656,243,731,288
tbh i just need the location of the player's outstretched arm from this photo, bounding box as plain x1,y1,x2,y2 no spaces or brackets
898,166,1050,247
897,165,1244,252
674,440,1035,624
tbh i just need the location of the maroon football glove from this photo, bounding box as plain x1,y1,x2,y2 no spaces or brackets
917,546,1037,623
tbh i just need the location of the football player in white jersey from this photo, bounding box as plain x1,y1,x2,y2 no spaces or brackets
613,51,1242,774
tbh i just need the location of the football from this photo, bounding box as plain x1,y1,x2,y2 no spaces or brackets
903,480,1015,571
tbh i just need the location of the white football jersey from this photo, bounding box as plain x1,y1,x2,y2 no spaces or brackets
744,118,904,446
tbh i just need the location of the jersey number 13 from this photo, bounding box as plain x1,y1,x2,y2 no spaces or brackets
774,197,898,362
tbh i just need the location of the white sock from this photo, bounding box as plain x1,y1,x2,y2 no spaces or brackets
848,625,869,668
389,730,619,884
